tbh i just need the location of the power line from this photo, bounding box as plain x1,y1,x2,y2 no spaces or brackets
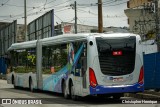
4,4,36,8
0,5,69,22
39,0,48,12
0,8,34,22
78,15,126,18
0,0,72,22
54,14,63,22
3,0,56,9
103,0,114,4
77,9,98,16
0,0,10,7
103,0,117,5
44,0,72,9
103,1,127,7
77,3,97,7
77,8,126,19
27,7,71,17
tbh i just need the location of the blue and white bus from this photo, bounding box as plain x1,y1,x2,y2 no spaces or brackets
7,33,144,100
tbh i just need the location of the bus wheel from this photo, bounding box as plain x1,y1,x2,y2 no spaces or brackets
62,82,69,99
70,83,79,101
113,94,123,100
29,78,34,92
155,89,160,92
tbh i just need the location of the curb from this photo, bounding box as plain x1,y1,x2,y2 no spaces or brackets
125,92,160,100
0,74,6,80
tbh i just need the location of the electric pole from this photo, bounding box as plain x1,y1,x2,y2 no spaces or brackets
98,0,103,33
74,1,77,34
24,0,27,41
155,0,159,41
154,0,160,51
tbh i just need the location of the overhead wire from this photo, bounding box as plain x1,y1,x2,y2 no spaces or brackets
0,0,72,22
103,1,127,7
4,4,37,8
0,0,127,26
0,0,10,7
39,0,48,11
103,0,117,5
102,0,114,4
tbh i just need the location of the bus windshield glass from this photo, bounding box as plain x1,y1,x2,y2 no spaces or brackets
96,36,136,76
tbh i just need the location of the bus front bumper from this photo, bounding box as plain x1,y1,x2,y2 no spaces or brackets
89,83,144,95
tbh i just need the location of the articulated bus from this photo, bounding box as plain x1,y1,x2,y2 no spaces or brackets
7,33,144,100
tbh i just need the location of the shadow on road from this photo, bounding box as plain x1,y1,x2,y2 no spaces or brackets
0,87,131,105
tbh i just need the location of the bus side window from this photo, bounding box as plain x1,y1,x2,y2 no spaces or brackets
74,43,87,77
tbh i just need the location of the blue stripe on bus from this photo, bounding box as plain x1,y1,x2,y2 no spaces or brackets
43,66,68,91
74,44,84,64
89,83,144,95
71,44,84,72
43,66,67,83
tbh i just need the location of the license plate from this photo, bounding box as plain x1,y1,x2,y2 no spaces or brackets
113,77,123,82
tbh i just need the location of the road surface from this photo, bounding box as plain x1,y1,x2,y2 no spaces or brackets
0,79,159,107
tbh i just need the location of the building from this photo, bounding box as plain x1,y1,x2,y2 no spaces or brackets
54,22,129,35
124,0,160,40
0,21,25,74
16,25,25,42
0,21,25,57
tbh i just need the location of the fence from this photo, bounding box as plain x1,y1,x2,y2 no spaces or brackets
0,58,6,74
144,52,160,90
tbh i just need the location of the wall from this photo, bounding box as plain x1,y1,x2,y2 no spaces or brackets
124,8,157,39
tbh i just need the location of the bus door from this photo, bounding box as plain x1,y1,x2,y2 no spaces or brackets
80,56,87,89
79,43,87,89
73,43,87,95
74,56,87,95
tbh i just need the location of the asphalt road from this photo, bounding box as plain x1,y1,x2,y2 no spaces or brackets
0,80,159,107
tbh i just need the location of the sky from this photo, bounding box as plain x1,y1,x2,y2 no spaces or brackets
0,0,129,27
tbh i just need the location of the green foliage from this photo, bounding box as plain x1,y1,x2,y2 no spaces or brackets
14,66,36,73
146,30,156,40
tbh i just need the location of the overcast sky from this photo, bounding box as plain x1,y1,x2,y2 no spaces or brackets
0,0,128,27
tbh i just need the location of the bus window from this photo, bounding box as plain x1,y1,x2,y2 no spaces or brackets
42,44,67,74
96,37,136,76
10,48,36,73
73,42,87,77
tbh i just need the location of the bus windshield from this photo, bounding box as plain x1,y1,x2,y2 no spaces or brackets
96,36,136,76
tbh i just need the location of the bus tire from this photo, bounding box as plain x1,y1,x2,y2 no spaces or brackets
62,81,69,99
113,93,123,100
29,77,34,92
70,82,79,101
155,89,160,92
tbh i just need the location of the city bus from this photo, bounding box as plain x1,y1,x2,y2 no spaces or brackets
7,33,144,100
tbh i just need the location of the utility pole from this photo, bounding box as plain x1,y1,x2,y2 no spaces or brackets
155,0,159,41
154,0,160,51
74,1,77,34
98,0,103,33
24,0,27,41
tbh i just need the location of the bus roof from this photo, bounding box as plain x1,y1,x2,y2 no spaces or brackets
8,33,139,51
8,40,37,51
7,34,90,51
40,34,89,46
